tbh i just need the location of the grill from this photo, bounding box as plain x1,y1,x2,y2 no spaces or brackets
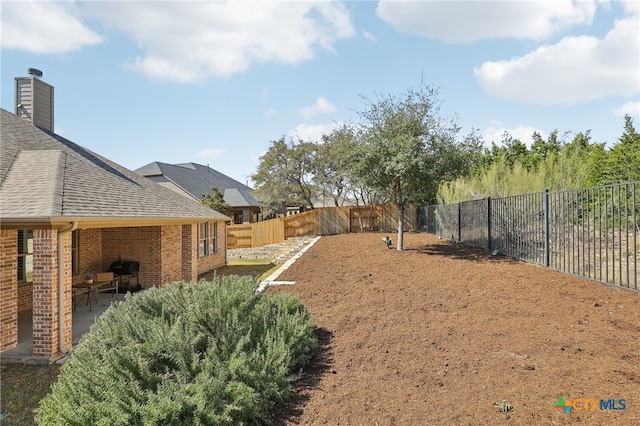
109,260,140,291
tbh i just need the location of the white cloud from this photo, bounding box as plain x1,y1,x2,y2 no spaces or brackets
613,101,640,117
362,30,377,42
289,122,340,142
376,0,597,43
82,1,355,83
474,11,640,105
298,97,337,119
263,107,277,119
1,1,103,53
483,123,544,148
195,148,224,159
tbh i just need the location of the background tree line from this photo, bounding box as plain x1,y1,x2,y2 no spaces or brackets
251,77,639,249
438,114,640,203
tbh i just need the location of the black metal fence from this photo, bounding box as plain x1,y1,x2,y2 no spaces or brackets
418,181,639,291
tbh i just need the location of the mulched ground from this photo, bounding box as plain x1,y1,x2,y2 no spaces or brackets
268,232,640,425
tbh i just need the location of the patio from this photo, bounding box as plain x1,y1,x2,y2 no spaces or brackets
1,291,126,364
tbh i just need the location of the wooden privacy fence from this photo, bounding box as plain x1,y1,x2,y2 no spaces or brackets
227,204,417,249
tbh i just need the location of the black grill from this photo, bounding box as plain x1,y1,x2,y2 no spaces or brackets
109,260,140,290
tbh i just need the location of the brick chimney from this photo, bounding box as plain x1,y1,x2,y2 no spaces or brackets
15,68,54,132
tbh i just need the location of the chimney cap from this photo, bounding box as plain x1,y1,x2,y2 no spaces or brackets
28,68,43,78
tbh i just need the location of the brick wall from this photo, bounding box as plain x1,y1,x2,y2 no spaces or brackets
18,283,33,311
0,229,18,351
76,228,102,283
197,221,227,275
182,224,197,283
102,223,226,287
102,226,161,288
31,229,59,358
160,225,182,285
61,230,73,353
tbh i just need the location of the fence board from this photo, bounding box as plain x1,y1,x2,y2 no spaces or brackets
251,218,285,247
227,203,418,249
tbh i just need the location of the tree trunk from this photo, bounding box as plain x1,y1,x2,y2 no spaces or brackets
397,203,405,251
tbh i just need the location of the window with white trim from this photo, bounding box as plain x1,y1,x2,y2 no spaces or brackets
199,222,217,257
17,229,33,284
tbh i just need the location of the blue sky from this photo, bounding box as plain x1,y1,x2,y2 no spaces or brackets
2,1,638,186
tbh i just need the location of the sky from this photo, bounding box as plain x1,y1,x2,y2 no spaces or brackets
1,0,639,186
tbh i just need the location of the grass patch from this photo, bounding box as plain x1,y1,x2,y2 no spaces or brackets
227,259,272,266
1,363,61,426
259,264,281,281
199,262,276,282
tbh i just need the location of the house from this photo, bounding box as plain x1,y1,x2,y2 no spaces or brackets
135,162,263,224
0,72,230,361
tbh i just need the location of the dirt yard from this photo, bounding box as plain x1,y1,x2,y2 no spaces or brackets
268,232,640,425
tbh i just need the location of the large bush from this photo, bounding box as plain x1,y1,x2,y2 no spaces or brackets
36,276,317,425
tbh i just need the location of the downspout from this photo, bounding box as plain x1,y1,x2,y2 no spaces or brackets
58,221,77,354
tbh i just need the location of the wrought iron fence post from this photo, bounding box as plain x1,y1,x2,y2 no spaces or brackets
457,202,462,242
487,197,492,251
543,188,550,267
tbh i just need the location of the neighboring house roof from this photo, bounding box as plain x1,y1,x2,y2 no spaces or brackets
135,161,262,208
0,109,230,227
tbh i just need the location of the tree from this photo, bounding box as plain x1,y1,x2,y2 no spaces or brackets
602,114,640,184
316,124,355,207
201,186,231,216
353,80,469,250
251,137,318,216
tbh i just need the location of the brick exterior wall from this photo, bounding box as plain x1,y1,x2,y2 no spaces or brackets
1,221,225,357
160,225,182,285
62,231,73,353
18,283,33,311
75,228,102,283
0,229,18,351
31,230,58,358
102,223,226,287
102,226,158,288
182,224,198,283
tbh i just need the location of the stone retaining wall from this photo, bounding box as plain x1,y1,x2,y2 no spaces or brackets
227,237,314,265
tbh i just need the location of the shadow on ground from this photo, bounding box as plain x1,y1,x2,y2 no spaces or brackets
272,327,334,424
410,241,519,264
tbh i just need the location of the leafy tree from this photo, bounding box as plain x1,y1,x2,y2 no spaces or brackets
201,186,231,216
316,124,355,207
353,80,474,250
528,130,562,169
602,114,640,184
251,137,318,216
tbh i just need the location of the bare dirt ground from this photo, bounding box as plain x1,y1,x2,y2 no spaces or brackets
268,232,640,425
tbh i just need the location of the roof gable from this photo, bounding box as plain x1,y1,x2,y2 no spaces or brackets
135,161,262,208
0,109,230,224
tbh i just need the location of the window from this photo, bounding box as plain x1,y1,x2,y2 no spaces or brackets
233,212,242,224
199,222,218,257
17,229,33,284
71,230,79,275
210,222,217,255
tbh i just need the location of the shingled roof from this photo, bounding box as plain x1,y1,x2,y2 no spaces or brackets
135,161,262,208
0,109,230,227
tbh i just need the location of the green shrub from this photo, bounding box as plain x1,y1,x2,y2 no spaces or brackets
36,276,317,425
